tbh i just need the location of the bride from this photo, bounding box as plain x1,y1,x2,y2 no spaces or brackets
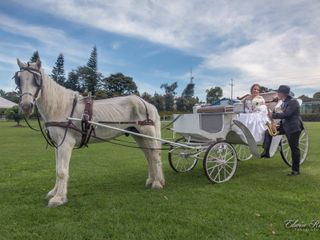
238,84,269,143
245,84,267,112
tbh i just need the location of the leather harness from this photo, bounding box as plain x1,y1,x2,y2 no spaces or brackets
14,65,155,149
44,95,154,149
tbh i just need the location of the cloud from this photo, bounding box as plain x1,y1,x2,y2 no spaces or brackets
203,28,320,90
13,0,254,54
0,13,91,64
3,0,320,98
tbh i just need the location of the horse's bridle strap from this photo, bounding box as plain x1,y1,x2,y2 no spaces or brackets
16,67,43,101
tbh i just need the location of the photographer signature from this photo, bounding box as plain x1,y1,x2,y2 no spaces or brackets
285,219,320,231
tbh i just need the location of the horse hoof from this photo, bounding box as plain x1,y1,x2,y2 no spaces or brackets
145,178,153,188
151,181,163,189
48,197,67,208
46,190,56,200
160,179,165,186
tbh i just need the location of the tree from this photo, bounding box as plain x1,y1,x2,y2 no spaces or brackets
206,87,223,104
5,106,23,126
50,53,66,86
182,83,195,98
94,90,108,100
30,51,40,62
178,81,198,112
0,89,5,97
162,93,174,111
3,91,19,103
160,82,177,95
151,93,165,111
175,97,188,111
176,96,199,112
87,46,97,72
102,73,139,97
64,70,83,92
313,92,320,99
83,46,101,95
141,92,153,103
161,82,177,111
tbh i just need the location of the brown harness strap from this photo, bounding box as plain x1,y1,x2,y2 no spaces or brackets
43,95,154,149
79,96,94,148
44,97,78,148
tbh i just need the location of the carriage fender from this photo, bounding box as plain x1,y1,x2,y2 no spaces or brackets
232,120,261,158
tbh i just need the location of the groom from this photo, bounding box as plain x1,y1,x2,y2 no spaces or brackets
261,85,304,176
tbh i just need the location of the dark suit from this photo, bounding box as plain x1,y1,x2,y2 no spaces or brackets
272,97,303,134
264,96,304,172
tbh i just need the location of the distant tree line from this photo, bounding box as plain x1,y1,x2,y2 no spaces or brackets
27,48,216,113
2,48,320,115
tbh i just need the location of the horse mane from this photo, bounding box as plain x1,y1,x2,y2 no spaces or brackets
37,68,80,120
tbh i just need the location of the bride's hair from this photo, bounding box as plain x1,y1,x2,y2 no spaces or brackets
250,83,261,94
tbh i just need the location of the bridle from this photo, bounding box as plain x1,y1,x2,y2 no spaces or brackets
13,64,43,102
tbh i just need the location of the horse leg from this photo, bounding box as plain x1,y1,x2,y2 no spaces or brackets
132,136,165,189
46,149,59,199
48,141,74,207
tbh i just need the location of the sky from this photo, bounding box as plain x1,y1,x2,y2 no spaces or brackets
0,0,319,100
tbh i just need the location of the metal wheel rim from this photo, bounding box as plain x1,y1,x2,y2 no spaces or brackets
280,129,309,166
168,139,200,172
204,142,237,183
234,144,253,161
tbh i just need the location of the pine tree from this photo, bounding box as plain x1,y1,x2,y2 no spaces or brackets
65,70,83,92
50,53,66,86
87,46,97,72
30,51,40,62
182,83,195,98
84,46,100,95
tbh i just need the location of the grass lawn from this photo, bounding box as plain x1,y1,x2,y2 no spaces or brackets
0,121,319,239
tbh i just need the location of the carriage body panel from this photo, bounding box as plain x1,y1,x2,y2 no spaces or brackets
173,112,237,142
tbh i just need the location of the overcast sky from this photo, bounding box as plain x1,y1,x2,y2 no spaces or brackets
0,0,319,100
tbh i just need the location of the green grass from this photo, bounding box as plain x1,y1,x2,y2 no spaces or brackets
0,121,320,240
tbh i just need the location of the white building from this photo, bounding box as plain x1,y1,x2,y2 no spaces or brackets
0,96,17,108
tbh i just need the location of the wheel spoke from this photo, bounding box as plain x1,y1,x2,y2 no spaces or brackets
205,142,237,183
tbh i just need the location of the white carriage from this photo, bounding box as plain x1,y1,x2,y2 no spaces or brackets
168,92,309,183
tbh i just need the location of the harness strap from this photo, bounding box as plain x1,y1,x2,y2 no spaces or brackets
79,96,94,148
41,95,154,149
44,96,78,148
136,95,154,126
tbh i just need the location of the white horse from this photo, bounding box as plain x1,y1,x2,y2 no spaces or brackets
15,58,165,207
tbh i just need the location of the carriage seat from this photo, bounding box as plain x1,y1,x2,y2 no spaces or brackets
197,105,234,114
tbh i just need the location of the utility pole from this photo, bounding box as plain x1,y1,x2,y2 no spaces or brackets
230,78,234,100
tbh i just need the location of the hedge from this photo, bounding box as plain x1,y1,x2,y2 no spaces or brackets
301,113,320,122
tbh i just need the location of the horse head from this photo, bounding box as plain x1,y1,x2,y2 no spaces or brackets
14,58,42,117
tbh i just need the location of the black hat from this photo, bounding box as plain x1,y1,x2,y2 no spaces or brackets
276,85,294,97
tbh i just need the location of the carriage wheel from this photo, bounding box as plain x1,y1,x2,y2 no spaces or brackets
280,129,309,167
203,142,237,183
234,144,253,161
168,138,200,173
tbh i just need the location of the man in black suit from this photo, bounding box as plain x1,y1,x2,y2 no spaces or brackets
261,85,304,176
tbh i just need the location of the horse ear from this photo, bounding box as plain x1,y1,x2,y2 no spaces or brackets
17,58,25,68
36,58,41,69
